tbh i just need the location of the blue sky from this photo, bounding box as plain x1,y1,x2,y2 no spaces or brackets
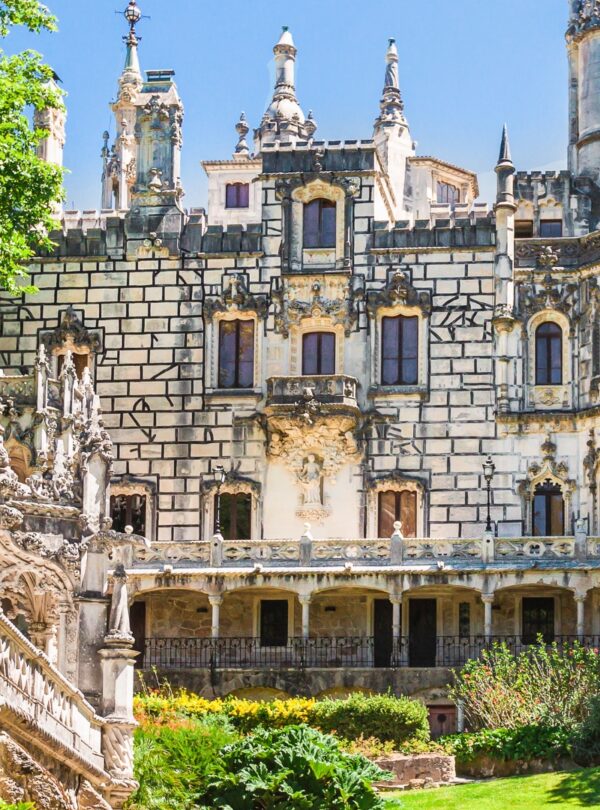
7,0,568,210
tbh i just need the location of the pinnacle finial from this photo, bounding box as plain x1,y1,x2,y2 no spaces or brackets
123,0,142,42
234,112,250,156
374,36,405,129
497,123,513,166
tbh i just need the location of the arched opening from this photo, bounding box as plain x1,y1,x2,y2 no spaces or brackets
303,198,336,248
535,322,562,385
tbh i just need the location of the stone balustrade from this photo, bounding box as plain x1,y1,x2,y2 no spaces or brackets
130,533,588,569
266,374,359,406
0,609,107,780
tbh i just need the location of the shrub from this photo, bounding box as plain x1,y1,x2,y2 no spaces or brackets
311,691,430,746
449,639,600,731
134,687,429,744
199,725,391,809
126,714,238,810
571,694,600,765
440,725,572,765
0,804,36,810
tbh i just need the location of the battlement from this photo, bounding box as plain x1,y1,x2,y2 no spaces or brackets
373,206,495,250
42,208,262,258
262,140,375,174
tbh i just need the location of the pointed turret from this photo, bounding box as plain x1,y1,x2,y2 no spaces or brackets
495,124,516,208
373,38,414,220
374,38,407,130
255,27,315,148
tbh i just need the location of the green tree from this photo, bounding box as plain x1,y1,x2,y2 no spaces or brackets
0,0,64,294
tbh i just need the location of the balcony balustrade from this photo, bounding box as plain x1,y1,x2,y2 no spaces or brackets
266,374,359,407
140,634,599,671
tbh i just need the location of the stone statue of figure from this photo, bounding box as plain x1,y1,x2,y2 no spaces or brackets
299,454,323,506
108,564,133,641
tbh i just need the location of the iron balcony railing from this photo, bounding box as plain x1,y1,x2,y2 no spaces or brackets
141,634,600,670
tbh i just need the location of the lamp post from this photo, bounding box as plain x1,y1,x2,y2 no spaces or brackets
483,455,496,533
214,465,226,535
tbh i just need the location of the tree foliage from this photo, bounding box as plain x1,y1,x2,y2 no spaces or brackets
0,0,64,294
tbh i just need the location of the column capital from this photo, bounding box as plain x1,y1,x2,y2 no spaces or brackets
481,593,495,605
389,593,403,605
298,594,312,606
208,594,223,607
574,592,588,603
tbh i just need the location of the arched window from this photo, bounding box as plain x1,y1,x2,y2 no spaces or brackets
381,315,419,385
225,182,249,209
378,490,417,538
302,332,335,375
535,322,562,385
56,351,89,380
110,492,147,535
303,199,336,248
218,319,255,388
532,481,564,536
215,492,252,540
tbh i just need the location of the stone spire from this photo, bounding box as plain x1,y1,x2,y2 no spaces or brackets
496,124,516,207
233,112,250,159
374,38,407,130
255,27,316,148
119,0,143,95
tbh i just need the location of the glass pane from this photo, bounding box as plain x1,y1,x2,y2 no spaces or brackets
320,333,336,374
321,201,336,247
378,491,397,537
302,333,319,375
219,321,237,388
382,317,400,385
303,200,320,248
549,493,564,536
238,320,255,388
532,493,547,536
550,335,562,384
400,491,417,537
539,220,563,238
400,317,419,384
238,184,249,207
225,185,236,208
235,494,252,540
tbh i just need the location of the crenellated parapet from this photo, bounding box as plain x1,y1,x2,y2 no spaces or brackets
372,208,495,251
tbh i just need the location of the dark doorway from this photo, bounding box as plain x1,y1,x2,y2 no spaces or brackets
409,599,437,667
130,601,146,667
260,600,288,647
522,597,555,644
373,599,394,667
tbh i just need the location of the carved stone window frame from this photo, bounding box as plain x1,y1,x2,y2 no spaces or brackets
526,310,572,410
202,477,261,541
366,474,425,538
291,317,346,376
517,441,576,537
109,478,156,543
40,308,103,381
291,180,346,271
206,310,261,397
369,304,429,399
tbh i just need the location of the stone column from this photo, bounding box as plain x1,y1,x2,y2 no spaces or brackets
389,593,403,666
482,593,495,641
299,595,311,640
208,595,223,639
575,593,586,638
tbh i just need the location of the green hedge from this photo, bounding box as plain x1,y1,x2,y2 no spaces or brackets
311,691,430,746
440,725,572,764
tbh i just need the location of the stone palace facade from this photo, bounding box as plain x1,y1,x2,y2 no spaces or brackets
3,0,600,757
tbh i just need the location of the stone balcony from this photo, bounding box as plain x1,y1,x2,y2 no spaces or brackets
131,532,589,570
265,374,359,409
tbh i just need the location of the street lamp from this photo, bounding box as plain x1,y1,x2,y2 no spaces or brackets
483,455,496,533
214,465,226,535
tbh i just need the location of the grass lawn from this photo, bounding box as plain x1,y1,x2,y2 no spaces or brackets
383,768,600,809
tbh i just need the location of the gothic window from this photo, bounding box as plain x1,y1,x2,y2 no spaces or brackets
522,597,554,644
515,220,534,238
436,181,460,206
532,481,564,536
56,351,89,380
215,492,251,540
110,493,147,535
381,315,419,385
218,319,254,388
539,220,563,238
302,332,335,375
378,490,417,538
535,322,562,385
303,198,336,248
259,600,288,647
225,182,249,209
